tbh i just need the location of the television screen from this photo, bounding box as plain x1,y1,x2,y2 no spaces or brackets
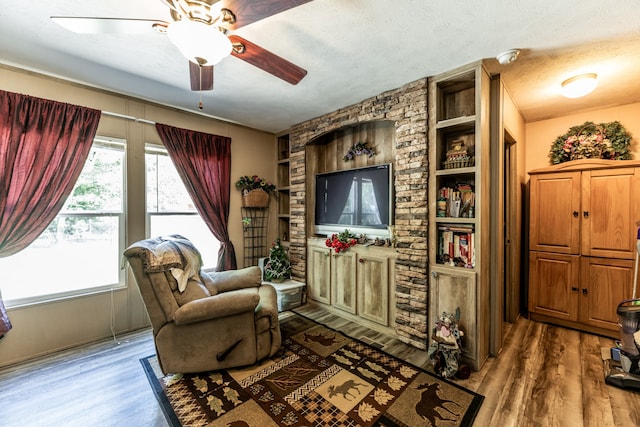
315,164,392,237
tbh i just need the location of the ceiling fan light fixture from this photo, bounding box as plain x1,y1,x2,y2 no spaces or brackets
561,73,598,98
167,19,232,66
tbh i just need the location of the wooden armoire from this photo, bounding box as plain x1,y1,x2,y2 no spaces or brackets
528,159,640,337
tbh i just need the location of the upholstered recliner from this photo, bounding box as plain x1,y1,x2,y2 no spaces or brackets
123,235,281,374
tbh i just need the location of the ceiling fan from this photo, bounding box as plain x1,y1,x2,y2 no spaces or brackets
51,0,311,94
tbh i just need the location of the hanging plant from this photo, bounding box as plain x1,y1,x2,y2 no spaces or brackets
234,175,276,195
548,121,632,165
343,141,376,162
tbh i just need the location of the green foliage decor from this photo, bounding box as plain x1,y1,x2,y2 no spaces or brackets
548,121,632,165
264,239,291,282
234,175,276,195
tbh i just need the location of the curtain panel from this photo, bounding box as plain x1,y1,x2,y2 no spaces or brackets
0,89,101,336
155,123,237,271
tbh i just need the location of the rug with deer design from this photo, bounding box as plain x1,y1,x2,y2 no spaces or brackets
141,313,483,426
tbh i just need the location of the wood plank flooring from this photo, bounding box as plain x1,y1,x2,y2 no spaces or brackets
1,303,639,426
0,329,168,427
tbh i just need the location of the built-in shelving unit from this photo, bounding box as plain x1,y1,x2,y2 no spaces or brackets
428,61,491,371
276,134,291,246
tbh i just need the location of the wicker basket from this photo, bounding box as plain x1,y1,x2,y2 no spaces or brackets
242,189,270,207
443,157,475,169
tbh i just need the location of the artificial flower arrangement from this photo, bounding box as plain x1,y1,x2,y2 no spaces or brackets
234,175,276,195
548,121,632,165
325,229,358,253
343,141,376,162
263,238,291,282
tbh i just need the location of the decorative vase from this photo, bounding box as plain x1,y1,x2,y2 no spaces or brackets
242,189,269,207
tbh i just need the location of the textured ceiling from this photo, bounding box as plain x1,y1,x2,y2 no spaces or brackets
1,0,640,133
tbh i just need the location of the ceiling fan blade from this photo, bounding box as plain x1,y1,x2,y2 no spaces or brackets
189,62,214,91
229,35,307,85
51,17,167,34
221,0,314,30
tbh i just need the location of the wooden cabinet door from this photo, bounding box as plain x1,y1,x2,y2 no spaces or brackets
331,251,357,314
429,265,478,368
581,167,640,259
528,252,579,322
529,172,581,254
307,245,331,304
579,256,635,331
357,252,389,326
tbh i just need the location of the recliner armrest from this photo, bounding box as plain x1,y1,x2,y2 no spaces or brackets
173,290,260,326
203,266,262,294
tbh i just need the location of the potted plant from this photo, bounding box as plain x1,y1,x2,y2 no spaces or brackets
263,239,291,282
235,175,276,207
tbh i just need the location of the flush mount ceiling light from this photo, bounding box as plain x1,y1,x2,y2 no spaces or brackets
561,73,598,98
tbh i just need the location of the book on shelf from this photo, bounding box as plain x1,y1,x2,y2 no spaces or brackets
438,224,475,268
437,183,475,218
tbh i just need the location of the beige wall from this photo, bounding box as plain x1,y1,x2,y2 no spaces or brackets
0,65,276,367
524,102,640,174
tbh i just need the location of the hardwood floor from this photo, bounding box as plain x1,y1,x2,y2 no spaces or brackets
0,328,168,427
1,304,639,426
295,304,640,427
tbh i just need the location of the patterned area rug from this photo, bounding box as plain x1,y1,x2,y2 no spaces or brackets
141,313,483,426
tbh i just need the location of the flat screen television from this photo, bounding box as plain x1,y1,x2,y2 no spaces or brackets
314,164,393,238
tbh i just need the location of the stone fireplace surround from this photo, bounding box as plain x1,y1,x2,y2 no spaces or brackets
286,78,429,349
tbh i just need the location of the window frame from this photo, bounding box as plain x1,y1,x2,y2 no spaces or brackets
144,144,219,270
4,136,127,308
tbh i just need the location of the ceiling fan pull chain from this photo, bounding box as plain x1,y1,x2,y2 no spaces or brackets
198,65,203,110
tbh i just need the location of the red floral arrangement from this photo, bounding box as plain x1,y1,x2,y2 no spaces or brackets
325,229,357,253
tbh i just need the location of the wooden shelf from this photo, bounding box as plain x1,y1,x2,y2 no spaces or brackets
276,134,291,243
428,62,491,372
435,115,476,130
435,167,475,176
435,217,476,224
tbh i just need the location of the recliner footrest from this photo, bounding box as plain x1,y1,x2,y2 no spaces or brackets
216,337,243,361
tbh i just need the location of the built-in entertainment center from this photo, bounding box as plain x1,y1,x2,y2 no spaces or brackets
300,121,399,334
283,81,430,351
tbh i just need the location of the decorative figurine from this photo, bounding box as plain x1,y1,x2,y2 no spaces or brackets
428,309,469,379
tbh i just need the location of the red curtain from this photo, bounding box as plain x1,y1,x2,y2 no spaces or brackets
0,90,101,336
155,123,237,271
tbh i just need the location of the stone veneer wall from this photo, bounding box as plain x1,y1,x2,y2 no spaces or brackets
287,78,430,349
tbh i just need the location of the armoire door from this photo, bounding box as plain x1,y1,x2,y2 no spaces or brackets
529,171,581,255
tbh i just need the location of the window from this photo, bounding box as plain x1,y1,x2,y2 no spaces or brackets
0,137,126,305
145,146,220,269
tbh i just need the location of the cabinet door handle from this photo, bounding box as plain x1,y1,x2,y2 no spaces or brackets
573,211,579,218
571,286,579,292
359,258,364,264
583,211,589,218
582,288,588,295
